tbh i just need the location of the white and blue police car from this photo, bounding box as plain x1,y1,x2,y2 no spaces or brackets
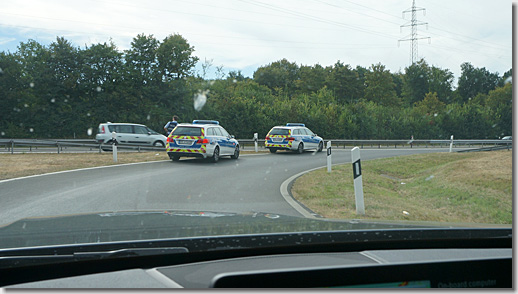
265,123,324,154
166,120,240,162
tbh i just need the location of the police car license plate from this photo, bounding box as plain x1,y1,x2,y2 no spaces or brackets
178,140,193,146
272,137,284,142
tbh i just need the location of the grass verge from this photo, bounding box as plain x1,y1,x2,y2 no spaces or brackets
291,151,512,224
0,150,265,181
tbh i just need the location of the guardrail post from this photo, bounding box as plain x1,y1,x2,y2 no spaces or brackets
57,143,60,154
11,140,14,154
112,132,118,162
326,141,332,173
449,135,454,153
138,146,141,153
254,133,258,152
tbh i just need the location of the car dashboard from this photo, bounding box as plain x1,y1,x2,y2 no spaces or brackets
1,227,512,288
7,248,511,288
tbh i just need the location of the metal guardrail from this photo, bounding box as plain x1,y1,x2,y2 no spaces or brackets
457,145,513,153
240,139,513,149
0,138,512,154
0,139,166,154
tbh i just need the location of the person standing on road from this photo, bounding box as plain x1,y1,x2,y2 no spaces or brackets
164,115,179,136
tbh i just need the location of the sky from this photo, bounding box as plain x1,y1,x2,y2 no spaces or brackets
0,0,513,82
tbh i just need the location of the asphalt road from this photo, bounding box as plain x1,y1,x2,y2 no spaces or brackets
0,148,450,226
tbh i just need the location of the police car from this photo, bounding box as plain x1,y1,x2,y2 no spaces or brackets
265,123,324,154
166,120,240,162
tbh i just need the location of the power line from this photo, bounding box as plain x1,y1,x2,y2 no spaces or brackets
238,0,400,40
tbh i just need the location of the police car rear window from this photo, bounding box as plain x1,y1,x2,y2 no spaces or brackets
269,128,290,136
172,126,202,136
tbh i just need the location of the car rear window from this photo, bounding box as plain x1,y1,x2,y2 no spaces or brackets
172,126,202,136
269,128,290,136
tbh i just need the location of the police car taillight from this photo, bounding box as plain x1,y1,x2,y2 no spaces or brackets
100,126,105,134
265,136,270,140
287,137,295,141
167,137,173,142
197,138,209,144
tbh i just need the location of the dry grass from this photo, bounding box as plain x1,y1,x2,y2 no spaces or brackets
0,150,265,180
292,151,513,224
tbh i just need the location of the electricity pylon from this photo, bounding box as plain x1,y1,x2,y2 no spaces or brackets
399,0,431,65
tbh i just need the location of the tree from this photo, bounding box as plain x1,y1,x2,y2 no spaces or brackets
80,41,125,125
253,59,299,96
428,66,454,103
500,68,512,86
324,61,363,104
457,62,499,102
402,59,430,105
364,63,400,107
156,34,199,81
125,34,160,86
0,52,25,137
294,64,327,95
485,83,512,138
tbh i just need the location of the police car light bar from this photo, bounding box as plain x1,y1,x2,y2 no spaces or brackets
193,120,220,125
286,123,305,127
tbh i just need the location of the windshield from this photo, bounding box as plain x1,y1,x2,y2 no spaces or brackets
269,128,291,136
172,126,202,136
0,0,512,255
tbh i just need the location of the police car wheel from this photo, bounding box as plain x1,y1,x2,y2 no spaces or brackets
269,148,277,153
296,143,303,154
231,145,240,159
211,147,220,163
317,141,323,152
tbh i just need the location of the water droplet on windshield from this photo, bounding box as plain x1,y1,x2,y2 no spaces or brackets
194,90,208,111
147,114,151,120
29,128,34,133
96,86,102,92
87,128,93,136
29,82,34,88
50,98,56,103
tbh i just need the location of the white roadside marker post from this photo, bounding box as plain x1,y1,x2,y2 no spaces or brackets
449,135,454,153
351,147,365,215
254,133,258,153
112,131,118,163
326,141,332,173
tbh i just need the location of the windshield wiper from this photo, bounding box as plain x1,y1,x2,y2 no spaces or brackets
0,247,188,269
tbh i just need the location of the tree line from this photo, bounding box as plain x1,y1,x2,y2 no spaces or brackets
0,34,512,140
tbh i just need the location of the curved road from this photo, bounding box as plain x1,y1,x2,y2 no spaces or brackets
1,148,449,226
